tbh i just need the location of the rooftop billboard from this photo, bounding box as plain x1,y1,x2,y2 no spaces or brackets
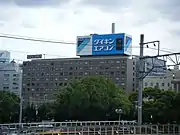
76,33,132,56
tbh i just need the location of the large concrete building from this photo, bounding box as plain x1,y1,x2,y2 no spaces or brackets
143,72,173,90
22,56,136,106
143,66,180,91
0,51,22,97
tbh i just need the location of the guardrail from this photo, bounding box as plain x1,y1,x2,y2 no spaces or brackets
0,120,137,129
0,122,180,135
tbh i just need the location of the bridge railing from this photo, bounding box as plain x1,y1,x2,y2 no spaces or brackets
0,122,180,135
0,120,136,129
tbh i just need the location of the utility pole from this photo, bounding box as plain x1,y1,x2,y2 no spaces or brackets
138,34,144,125
137,34,180,126
19,97,22,123
112,23,115,34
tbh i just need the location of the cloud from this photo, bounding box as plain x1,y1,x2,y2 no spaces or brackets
16,0,70,7
79,0,132,12
0,0,70,7
0,0,180,62
149,0,180,21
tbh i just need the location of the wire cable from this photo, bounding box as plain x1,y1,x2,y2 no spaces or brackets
0,33,75,44
0,33,177,60
0,33,176,53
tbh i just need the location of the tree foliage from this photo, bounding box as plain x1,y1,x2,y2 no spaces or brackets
0,91,20,123
37,103,53,121
23,104,36,122
129,87,180,124
52,76,131,121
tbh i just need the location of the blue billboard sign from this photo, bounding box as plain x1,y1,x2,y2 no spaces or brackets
76,33,132,56
92,33,131,55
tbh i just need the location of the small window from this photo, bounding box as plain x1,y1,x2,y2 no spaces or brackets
116,38,123,50
4,74,9,77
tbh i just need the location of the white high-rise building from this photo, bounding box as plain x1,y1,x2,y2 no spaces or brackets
0,51,22,97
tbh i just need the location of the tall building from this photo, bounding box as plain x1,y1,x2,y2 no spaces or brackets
0,51,22,97
22,33,134,106
22,56,136,106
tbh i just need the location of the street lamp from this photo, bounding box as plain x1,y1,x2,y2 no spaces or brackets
115,109,123,121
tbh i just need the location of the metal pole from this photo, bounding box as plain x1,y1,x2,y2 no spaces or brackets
158,41,160,56
119,114,121,121
112,23,115,33
19,97,22,123
138,34,144,125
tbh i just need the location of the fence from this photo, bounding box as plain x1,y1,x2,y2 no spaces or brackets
0,121,180,135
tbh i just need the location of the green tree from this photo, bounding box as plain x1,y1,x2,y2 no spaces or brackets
129,87,179,124
38,103,53,121
23,104,36,122
0,91,20,123
53,76,131,121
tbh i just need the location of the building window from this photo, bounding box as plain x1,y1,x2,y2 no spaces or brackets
79,72,83,75
162,83,164,86
99,72,103,75
69,72,73,76
13,87,19,89
145,82,148,86
13,82,18,85
3,87,9,90
111,72,114,75
13,74,19,77
156,83,159,88
4,74,9,77
84,72,88,75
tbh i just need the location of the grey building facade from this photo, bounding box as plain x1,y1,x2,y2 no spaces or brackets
0,60,22,97
134,56,166,77
22,56,136,106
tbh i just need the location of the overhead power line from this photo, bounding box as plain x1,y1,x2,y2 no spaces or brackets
0,33,75,45
0,33,177,59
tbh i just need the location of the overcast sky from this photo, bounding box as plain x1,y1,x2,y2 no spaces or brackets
0,0,180,62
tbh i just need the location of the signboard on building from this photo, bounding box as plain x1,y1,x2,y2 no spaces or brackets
76,35,92,56
27,54,42,59
76,33,132,56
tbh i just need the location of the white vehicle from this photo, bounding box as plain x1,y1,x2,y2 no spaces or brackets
38,124,53,128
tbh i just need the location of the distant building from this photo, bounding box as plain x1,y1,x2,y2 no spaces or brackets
143,66,180,91
22,56,136,106
134,56,167,77
0,51,22,97
0,60,22,97
143,71,173,90
171,66,180,92
22,33,135,106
